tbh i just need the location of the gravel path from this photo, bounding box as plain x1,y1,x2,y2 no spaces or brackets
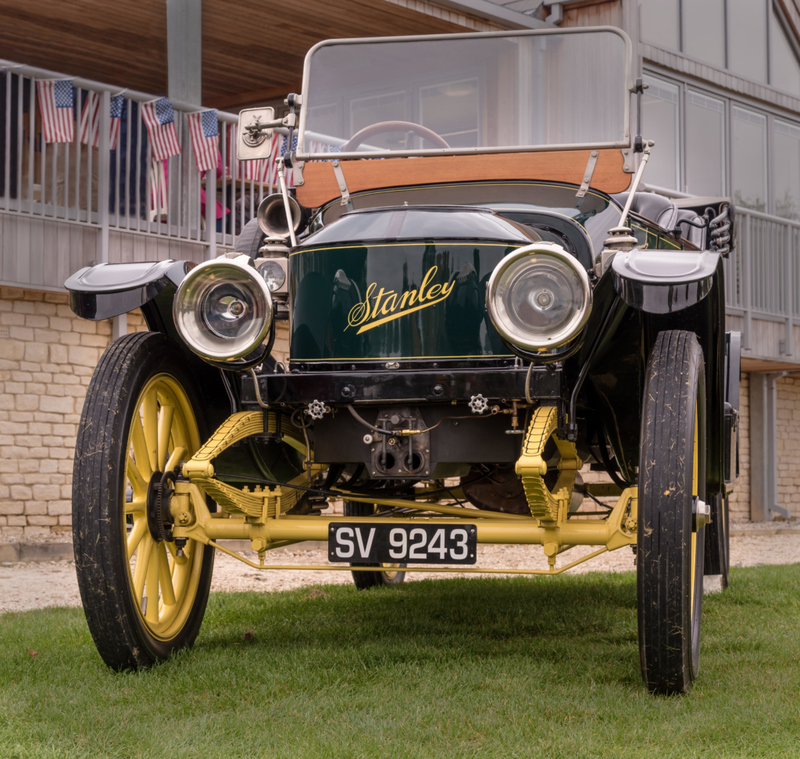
2,523,798,614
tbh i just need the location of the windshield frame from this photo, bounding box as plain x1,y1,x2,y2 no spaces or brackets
296,26,634,161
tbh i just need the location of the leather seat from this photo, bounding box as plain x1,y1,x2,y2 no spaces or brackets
612,192,704,246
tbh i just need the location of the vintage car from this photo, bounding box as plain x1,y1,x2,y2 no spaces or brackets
66,26,738,694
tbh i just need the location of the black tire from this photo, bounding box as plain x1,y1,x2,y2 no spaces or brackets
343,501,407,589
235,217,265,258
638,330,706,694
704,494,730,589
72,332,215,670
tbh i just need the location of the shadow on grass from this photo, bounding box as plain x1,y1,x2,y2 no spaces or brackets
197,572,641,686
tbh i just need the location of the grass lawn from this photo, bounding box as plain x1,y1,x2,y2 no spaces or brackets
1,564,799,758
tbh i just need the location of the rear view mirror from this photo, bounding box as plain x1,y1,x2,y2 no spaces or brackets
237,107,277,161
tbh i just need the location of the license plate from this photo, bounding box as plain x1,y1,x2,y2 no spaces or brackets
328,523,477,565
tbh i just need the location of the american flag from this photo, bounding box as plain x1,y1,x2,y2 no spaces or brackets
226,124,274,183
79,91,124,150
141,97,181,162
36,79,74,143
187,109,219,172
280,134,298,158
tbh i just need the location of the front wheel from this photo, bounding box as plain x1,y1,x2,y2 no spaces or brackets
72,332,215,670
343,501,407,589
638,330,706,694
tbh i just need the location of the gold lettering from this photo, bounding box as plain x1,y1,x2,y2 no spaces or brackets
346,283,375,329
370,287,389,320
406,286,421,307
379,292,398,316
345,265,457,335
398,290,413,310
427,283,442,300
417,266,439,303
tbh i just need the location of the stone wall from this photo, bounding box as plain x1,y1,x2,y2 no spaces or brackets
0,287,131,538
0,286,289,538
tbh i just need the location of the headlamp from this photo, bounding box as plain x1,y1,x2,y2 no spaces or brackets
486,242,591,352
173,254,273,361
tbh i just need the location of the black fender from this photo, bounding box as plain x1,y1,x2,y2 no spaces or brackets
611,248,720,314
65,259,235,430
65,259,191,332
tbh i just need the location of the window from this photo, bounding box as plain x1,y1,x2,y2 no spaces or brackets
685,91,726,196
773,120,800,220
644,70,800,220
642,76,680,190
731,106,767,212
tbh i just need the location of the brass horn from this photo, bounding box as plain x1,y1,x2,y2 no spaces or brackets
256,194,309,239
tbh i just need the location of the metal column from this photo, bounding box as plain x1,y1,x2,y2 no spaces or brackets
749,372,791,520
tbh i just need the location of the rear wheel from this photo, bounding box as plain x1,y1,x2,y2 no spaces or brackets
638,330,706,694
704,494,731,589
343,501,407,589
235,218,264,258
73,333,215,670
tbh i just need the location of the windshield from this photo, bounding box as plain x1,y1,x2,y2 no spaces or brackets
299,28,631,159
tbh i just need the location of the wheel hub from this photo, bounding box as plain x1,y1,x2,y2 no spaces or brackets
146,470,176,543
693,497,711,531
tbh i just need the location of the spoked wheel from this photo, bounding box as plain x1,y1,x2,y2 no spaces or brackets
73,333,215,670
638,331,706,694
704,494,731,589
343,501,407,589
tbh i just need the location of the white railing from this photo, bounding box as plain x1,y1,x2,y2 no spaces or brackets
727,206,800,354
1,62,283,263
643,184,800,355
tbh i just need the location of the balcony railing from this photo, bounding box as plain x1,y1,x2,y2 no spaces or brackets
644,185,800,359
726,207,800,356
1,61,281,266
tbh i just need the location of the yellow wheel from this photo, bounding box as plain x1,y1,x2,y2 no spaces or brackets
638,330,706,694
73,333,215,669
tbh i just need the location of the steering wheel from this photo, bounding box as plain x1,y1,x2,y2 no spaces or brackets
341,120,451,152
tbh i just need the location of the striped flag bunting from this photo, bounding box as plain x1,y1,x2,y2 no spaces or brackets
79,91,124,149
141,97,181,162
109,93,124,149
187,109,219,172
226,124,273,183
36,79,74,143
306,139,341,155
223,127,332,188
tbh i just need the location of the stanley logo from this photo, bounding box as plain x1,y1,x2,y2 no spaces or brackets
347,266,455,334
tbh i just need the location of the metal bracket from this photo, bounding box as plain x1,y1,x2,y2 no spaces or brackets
620,148,635,173
293,160,305,187
332,160,353,210
576,150,599,198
